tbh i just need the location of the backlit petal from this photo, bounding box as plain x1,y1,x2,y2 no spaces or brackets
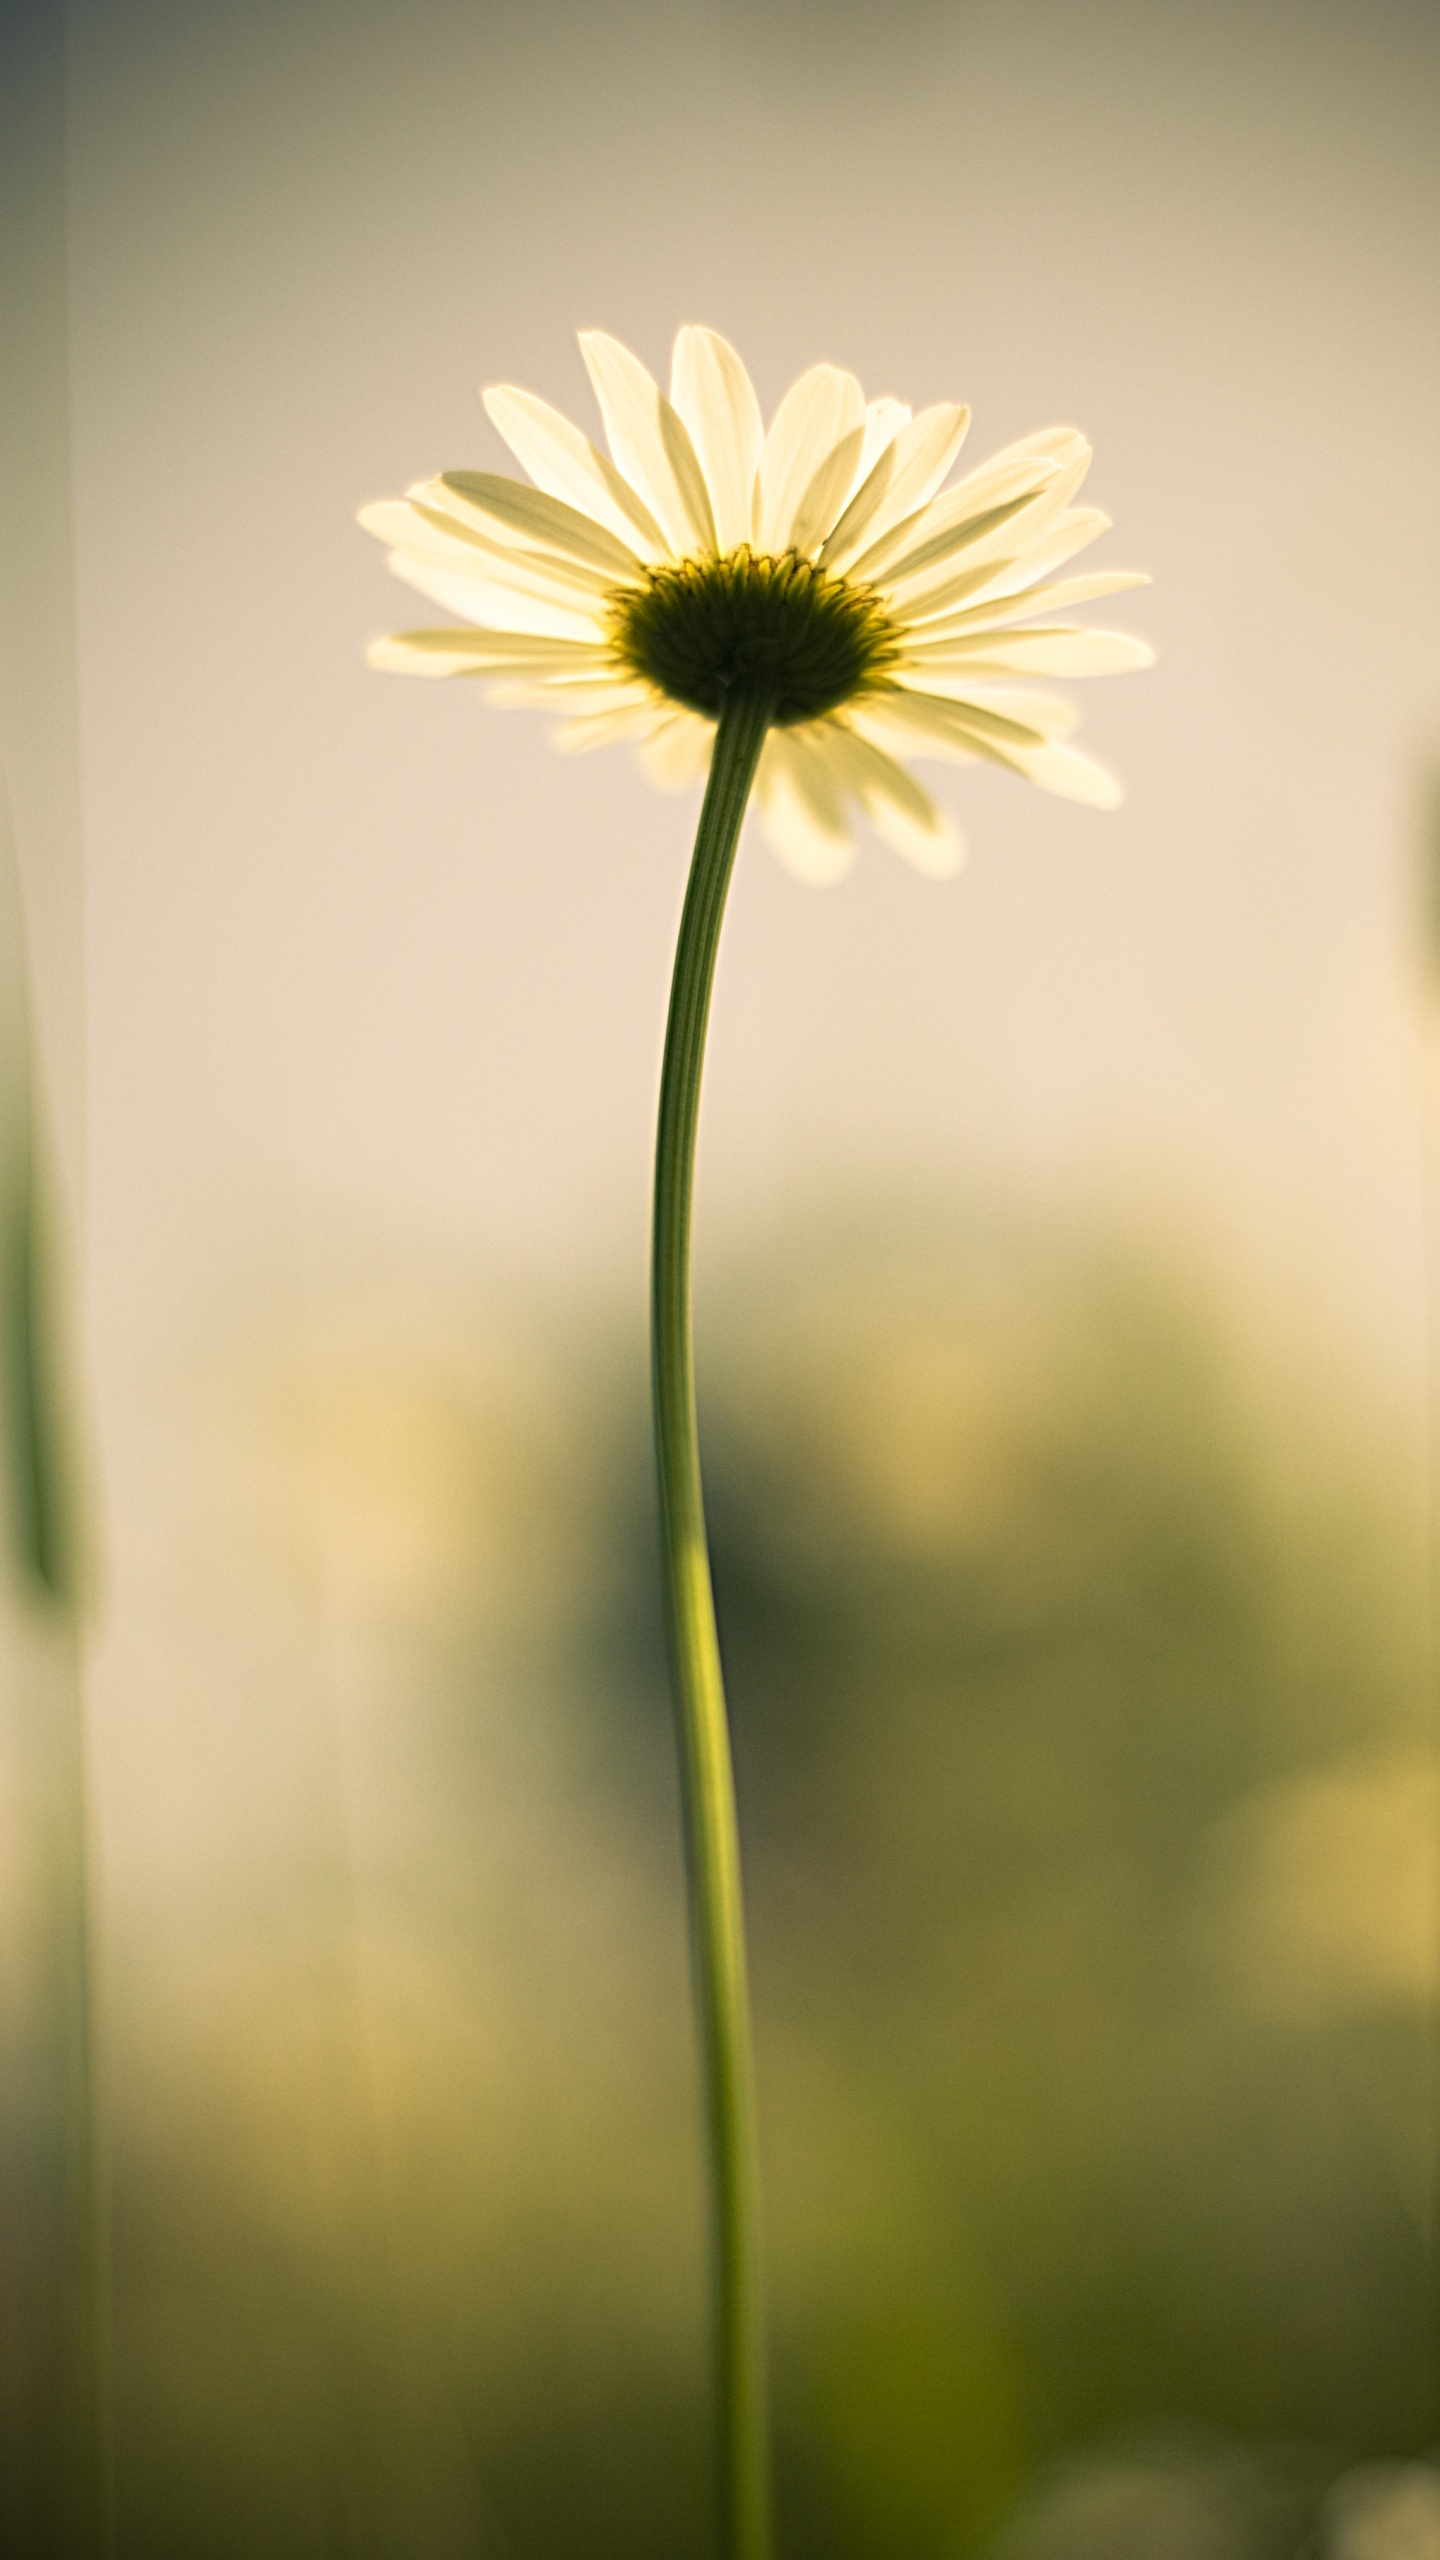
638,712,715,790
787,425,867,559
857,399,911,482
670,328,765,554
486,674,654,713
367,629,611,679
898,627,1155,680
870,686,1123,805
579,331,717,555
554,698,671,753
361,499,620,614
755,365,865,552
821,725,964,876
865,462,1063,592
384,551,607,641
483,385,669,558
431,471,645,580
821,403,971,571
904,569,1149,641
1008,739,1124,807
755,730,857,884
859,687,1053,755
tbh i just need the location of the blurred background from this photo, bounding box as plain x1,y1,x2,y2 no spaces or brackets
3,0,1440,2552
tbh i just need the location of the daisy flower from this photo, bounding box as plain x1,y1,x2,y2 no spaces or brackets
364,329,1153,2560
361,327,1151,884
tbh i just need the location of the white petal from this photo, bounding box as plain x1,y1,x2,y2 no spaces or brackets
903,569,1150,640
869,687,1123,806
787,424,867,558
361,497,613,605
957,426,1091,508
859,687,1052,755
755,730,857,885
554,698,670,753
855,436,1076,583
763,721,962,880
384,550,606,641
821,403,971,571
996,569,1151,622
897,626,1154,680
638,712,714,789
430,471,644,580
918,506,1114,623
367,629,611,679
360,495,478,555
362,494,517,569
953,687,1081,738
1010,739,1123,808
486,674,654,712
888,552,1025,628
868,465,1064,595
669,328,765,555
849,697,980,767
958,450,1099,591
858,398,911,481
482,385,669,558
754,365,865,553
368,632,488,678
868,792,964,877
579,331,717,556
991,508,1113,587
822,726,964,877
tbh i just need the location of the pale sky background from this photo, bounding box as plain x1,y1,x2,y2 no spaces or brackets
57,0,1440,1432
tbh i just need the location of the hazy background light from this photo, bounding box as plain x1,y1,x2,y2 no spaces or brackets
65,0,1440,1371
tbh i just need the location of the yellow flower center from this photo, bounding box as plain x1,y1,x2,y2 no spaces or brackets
609,546,898,727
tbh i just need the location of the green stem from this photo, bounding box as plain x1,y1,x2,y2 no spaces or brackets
651,691,773,2560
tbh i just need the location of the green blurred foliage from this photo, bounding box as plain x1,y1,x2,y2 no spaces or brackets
690,1219,1435,2499
595,1210,1435,2553
9,1203,1436,2558
2,1103,73,1603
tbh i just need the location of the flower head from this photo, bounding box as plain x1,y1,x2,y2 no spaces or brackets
362,329,1151,884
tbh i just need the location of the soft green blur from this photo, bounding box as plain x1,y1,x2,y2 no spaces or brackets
38,1200,1434,2558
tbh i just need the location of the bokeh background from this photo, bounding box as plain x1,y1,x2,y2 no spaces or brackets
3,0,1440,2553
